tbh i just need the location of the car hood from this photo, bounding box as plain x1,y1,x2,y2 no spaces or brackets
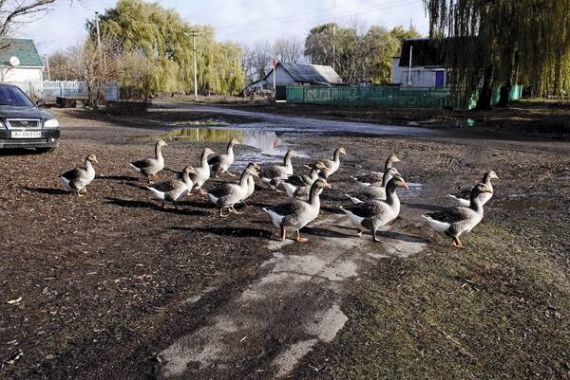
0,106,56,121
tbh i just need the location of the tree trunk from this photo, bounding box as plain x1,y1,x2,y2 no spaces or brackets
476,64,494,110
497,84,511,107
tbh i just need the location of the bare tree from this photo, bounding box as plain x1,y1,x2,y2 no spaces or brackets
0,0,56,38
252,41,272,80
273,37,305,64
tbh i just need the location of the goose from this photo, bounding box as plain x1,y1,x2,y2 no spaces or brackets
423,183,492,248
260,149,297,189
190,147,215,195
351,154,401,187
146,166,196,209
208,162,259,217
340,175,408,242
263,178,331,242
208,138,240,177
59,154,99,196
281,161,327,199
345,167,401,204
130,139,168,183
447,170,500,207
320,147,346,178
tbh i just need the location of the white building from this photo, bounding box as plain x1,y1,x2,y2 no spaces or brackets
392,38,450,88
0,38,44,83
247,62,342,93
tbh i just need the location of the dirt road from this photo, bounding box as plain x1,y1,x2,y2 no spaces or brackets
1,103,569,379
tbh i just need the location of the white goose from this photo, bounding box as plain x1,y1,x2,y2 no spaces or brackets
263,178,331,242
208,138,240,177
59,154,99,196
190,147,215,195
130,140,167,183
146,166,196,209
281,161,327,199
448,170,499,207
320,147,346,178
351,154,401,188
208,163,259,217
260,149,297,189
423,183,492,248
341,175,408,242
345,167,401,204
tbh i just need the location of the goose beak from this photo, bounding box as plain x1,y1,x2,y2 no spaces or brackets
323,181,332,189
393,156,401,163
94,158,99,164
401,181,409,190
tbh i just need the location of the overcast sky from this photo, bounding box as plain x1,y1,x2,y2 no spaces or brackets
18,0,429,55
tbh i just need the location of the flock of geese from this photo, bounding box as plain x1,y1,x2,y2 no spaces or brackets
59,138,499,248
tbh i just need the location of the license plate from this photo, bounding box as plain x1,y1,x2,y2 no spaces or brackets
11,131,42,138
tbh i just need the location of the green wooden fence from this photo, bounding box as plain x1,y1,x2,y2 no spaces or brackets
285,85,523,109
286,86,464,108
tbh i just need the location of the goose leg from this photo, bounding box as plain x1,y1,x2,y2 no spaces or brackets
296,230,308,242
452,236,463,249
220,208,230,218
226,171,236,177
281,226,287,242
230,206,243,215
373,230,382,243
356,228,363,238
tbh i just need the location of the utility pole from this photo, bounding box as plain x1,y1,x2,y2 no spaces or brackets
407,45,413,86
95,12,102,57
185,31,200,100
44,54,50,81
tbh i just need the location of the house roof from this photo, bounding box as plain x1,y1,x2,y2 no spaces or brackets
279,62,342,85
0,38,43,68
398,37,479,68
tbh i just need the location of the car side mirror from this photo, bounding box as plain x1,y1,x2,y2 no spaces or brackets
36,100,44,107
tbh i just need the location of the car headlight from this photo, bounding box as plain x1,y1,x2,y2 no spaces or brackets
44,119,60,128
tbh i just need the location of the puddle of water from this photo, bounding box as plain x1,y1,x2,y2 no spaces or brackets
401,182,423,199
132,127,312,171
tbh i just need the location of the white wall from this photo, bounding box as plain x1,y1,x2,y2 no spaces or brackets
392,57,447,87
1,67,43,82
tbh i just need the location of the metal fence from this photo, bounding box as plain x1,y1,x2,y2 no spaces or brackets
6,81,120,102
286,85,463,108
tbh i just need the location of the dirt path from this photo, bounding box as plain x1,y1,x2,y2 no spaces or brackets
157,213,426,379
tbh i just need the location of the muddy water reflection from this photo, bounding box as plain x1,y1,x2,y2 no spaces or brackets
132,128,298,170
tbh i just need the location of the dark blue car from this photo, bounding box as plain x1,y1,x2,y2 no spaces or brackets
0,83,60,152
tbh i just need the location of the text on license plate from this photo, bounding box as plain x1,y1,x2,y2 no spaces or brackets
11,131,42,138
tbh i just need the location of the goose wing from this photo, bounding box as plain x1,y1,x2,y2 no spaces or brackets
207,154,222,166
344,200,389,218
131,158,154,169
261,164,286,180
61,167,83,181
424,207,471,224
268,199,305,217
284,174,307,187
150,179,180,193
353,172,383,184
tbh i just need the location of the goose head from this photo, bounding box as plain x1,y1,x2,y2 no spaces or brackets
486,170,500,181
86,154,99,164
390,174,409,190
245,162,260,177
310,178,332,195
337,147,347,157
203,147,215,157
285,150,297,159
229,138,241,147
157,139,168,148
386,154,401,165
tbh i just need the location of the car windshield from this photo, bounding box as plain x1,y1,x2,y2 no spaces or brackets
0,86,34,107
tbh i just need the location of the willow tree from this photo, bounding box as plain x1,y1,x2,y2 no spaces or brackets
423,0,570,108
86,0,244,98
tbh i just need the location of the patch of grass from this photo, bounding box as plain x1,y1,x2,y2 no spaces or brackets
296,223,570,379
